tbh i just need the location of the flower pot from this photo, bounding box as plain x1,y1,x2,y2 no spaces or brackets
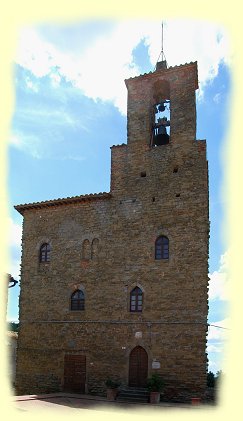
107,388,118,401
191,397,201,405
150,391,160,404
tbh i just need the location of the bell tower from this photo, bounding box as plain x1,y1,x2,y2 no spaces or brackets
110,57,209,399
110,60,204,202
125,60,198,149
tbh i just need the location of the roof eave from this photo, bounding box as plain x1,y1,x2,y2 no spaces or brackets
14,192,112,216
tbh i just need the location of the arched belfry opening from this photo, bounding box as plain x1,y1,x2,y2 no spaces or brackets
151,79,170,147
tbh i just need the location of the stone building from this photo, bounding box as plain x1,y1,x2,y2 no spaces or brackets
15,59,209,401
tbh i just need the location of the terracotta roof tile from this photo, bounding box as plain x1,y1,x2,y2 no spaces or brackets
110,143,127,148
125,61,198,87
15,192,111,215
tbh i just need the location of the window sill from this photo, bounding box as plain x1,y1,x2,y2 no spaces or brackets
155,258,169,262
128,311,144,315
68,310,86,313
38,263,50,270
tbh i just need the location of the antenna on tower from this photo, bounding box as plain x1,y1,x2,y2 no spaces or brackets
161,21,166,62
154,21,168,71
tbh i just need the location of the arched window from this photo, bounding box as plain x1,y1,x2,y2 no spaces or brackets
151,80,170,147
39,243,51,263
130,287,143,312
91,238,99,260
70,290,85,311
82,239,91,260
155,236,169,260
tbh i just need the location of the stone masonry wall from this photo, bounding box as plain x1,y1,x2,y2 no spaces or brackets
17,321,207,398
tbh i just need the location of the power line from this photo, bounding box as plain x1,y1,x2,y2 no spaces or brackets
20,319,230,329
208,324,229,330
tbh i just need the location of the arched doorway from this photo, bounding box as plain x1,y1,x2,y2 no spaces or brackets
129,346,148,387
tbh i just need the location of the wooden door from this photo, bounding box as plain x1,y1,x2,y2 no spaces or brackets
64,354,86,393
129,346,148,387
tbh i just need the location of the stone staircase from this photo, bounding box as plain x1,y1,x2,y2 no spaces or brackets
116,387,150,404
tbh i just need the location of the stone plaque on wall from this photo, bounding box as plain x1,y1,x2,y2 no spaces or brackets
152,361,160,369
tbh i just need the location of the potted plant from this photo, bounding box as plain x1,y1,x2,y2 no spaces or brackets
147,373,164,404
105,378,120,401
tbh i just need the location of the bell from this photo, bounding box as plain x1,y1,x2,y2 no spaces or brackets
153,125,169,146
158,103,165,112
154,133,170,146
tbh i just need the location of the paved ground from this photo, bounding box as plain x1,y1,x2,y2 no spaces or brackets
13,393,211,413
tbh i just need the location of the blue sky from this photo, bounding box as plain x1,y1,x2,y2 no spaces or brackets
7,19,231,374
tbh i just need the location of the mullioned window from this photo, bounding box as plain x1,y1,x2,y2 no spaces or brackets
155,236,169,259
39,243,51,263
130,287,143,312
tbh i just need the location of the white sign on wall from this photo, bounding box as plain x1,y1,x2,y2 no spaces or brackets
152,361,160,369
135,331,142,338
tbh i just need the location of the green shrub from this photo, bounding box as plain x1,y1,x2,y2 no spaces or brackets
147,373,164,392
105,378,120,389
207,371,215,388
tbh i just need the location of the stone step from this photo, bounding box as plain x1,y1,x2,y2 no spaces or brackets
122,387,148,392
120,388,148,394
117,387,150,403
118,392,149,399
120,390,149,396
117,396,149,403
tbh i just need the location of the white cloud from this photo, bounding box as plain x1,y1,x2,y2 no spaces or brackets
9,218,22,248
207,344,222,353
219,250,229,272
207,318,229,341
9,258,21,281
209,250,229,301
25,76,39,92
50,71,61,87
213,93,221,104
9,133,22,148
207,318,229,373
51,154,86,162
19,107,79,128
10,100,89,158
207,360,219,373
9,131,42,158
16,27,59,78
8,218,22,280
209,271,227,300
15,20,231,115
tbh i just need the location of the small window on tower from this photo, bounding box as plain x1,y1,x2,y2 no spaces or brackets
39,243,50,263
155,236,169,260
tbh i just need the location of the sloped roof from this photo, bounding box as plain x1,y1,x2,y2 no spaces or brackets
15,192,111,215
125,61,198,90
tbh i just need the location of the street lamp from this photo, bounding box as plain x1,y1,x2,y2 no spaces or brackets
7,274,18,289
